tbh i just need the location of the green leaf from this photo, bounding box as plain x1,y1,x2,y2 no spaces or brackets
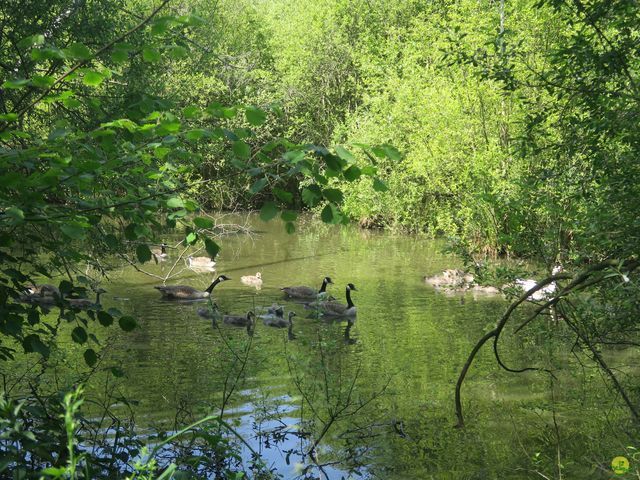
361,165,377,176
335,145,355,163
63,97,82,109
31,75,55,88
84,349,98,367
0,113,18,122
23,334,50,358
281,210,297,222
31,47,66,61
283,150,305,163
194,217,214,229
321,203,340,224
124,223,138,241
273,187,293,204
2,79,29,89
111,367,125,377
323,188,344,204
186,232,197,244
232,140,251,159
40,468,66,476
250,178,268,194
142,47,161,63
17,34,45,49
65,42,92,60
97,311,113,327
167,45,188,59
222,107,237,119
166,197,184,208
118,316,137,332
183,200,198,212
83,71,103,87
260,201,279,221
5,207,24,223
245,106,267,126
204,238,220,258
151,19,170,35
343,165,361,182
285,221,295,234
183,106,201,119
383,145,402,161
324,154,343,172
136,244,152,263
302,185,322,207
185,129,206,141
373,178,389,192
111,48,129,63
60,223,86,240
71,327,88,344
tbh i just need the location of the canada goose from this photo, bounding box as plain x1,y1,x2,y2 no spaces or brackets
266,303,285,315
281,276,333,299
151,243,169,259
223,311,255,327
196,303,221,321
26,283,60,297
241,272,262,287
263,310,295,328
154,274,230,300
423,269,474,287
259,305,284,320
187,256,216,269
68,288,106,310
315,283,357,317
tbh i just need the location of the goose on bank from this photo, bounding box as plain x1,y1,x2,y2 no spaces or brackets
281,276,333,299
187,255,216,269
154,275,230,300
314,283,358,317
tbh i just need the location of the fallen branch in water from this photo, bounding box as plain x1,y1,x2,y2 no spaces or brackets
454,258,639,428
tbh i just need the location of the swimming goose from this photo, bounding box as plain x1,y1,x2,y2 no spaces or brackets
196,303,222,321
151,243,169,259
315,283,357,317
154,275,230,300
266,303,285,315
187,256,216,269
223,311,256,327
263,311,296,328
260,305,284,320
514,265,563,301
68,288,106,310
281,276,333,299
26,283,60,297
241,272,262,287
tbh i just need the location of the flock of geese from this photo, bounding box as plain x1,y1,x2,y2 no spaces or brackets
21,247,359,336
154,270,358,333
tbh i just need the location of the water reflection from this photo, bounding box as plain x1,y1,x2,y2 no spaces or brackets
63,214,535,478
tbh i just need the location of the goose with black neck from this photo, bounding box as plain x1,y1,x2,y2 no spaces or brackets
314,283,358,317
154,274,231,300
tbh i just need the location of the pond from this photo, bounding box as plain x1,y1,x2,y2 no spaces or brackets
14,214,625,479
